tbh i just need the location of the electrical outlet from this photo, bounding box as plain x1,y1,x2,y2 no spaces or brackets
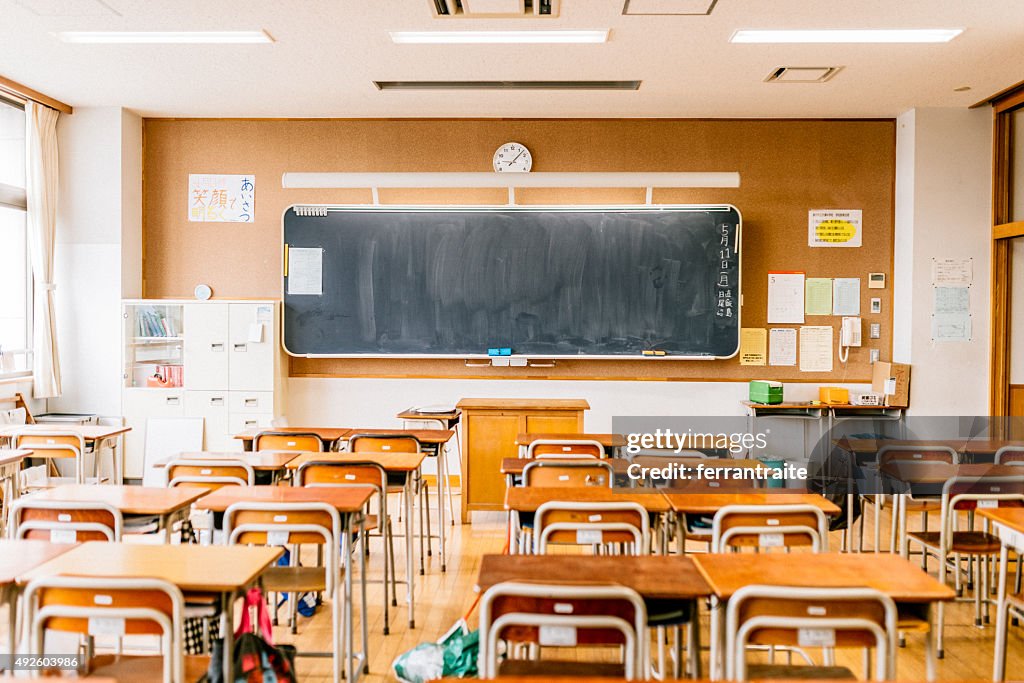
869,323,881,339
870,348,880,364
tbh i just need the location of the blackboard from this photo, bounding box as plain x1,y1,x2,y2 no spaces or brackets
283,206,741,358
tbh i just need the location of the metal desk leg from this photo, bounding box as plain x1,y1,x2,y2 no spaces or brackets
2,586,15,670
993,541,1009,681
437,443,447,571
689,599,703,680
406,472,416,629
709,595,723,680
220,590,235,681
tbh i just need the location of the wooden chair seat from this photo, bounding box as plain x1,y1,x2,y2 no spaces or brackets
262,566,331,593
362,513,379,531
903,498,941,513
498,659,626,677
897,614,932,633
906,530,1003,554
745,663,857,680
87,653,210,682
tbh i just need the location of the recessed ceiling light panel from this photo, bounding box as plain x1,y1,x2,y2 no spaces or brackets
374,80,641,91
389,30,609,44
731,28,963,44
56,30,274,44
622,0,717,15
765,66,843,83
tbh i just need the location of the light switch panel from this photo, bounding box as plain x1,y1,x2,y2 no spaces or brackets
869,323,881,339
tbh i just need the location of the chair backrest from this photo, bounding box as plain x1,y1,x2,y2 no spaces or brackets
296,459,388,493
940,475,1024,549
165,458,254,490
535,501,649,555
348,433,420,453
253,431,325,452
24,575,184,683
478,581,647,680
14,431,84,459
877,444,959,466
994,446,1024,465
526,439,603,460
9,499,123,542
711,504,829,553
522,459,614,488
725,584,897,681
224,501,341,593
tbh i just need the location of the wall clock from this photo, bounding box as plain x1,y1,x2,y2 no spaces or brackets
493,142,532,173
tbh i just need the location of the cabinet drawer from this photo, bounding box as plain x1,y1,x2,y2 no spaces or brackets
230,391,274,414
229,413,274,433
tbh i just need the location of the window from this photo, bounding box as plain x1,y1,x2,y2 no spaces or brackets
0,96,31,377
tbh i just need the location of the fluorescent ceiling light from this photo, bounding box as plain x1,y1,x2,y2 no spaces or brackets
389,30,609,44
281,172,740,189
56,30,274,44
730,28,963,44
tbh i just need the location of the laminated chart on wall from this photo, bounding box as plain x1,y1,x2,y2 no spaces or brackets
740,328,767,366
769,328,797,366
931,257,972,287
932,286,971,342
287,247,323,296
832,278,861,316
767,272,805,324
799,325,833,372
805,278,833,316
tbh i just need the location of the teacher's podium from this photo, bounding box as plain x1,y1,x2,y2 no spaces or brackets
457,398,589,522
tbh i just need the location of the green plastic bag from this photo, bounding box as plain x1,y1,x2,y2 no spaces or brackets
393,619,479,683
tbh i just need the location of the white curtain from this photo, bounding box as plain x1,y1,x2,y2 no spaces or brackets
25,101,61,398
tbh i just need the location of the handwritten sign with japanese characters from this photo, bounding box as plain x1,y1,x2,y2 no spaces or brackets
188,174,255,223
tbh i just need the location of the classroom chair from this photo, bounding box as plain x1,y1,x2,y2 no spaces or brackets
522,459,615,488
13,430,87,487
165,458,255,490
725,585,898,681
478,581,648,679
535,500,649,555
994,446,1024,465
904,474,1024,659
224,500,354,683
526,439,604,459
22,575,199,683
296,459,398,634
875,445,959,557
8,499,122,542
711,504,830,553
253,430,326,452
347,432,427,529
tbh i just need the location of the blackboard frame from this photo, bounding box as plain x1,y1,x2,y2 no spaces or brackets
281,204,742,360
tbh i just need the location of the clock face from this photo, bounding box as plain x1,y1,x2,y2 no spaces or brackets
493,142,532,173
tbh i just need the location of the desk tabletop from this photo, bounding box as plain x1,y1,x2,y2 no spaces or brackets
0,448,32,466
505,486,670,513
515,433,626,448
978,507,1024,535
0,424,131,441
476,553,710,600
0,540,75,586
285,450,427,472
663,491,841,516
396,407,461,421
154,451,301,471
457,398,590,411
346,428,455,445
880,462,1024,484
233,427,351,443
27,484,208,516
840,438,1024,455
20,541,282,594
501,457,631,476
194,484,375,513
695,553,956,603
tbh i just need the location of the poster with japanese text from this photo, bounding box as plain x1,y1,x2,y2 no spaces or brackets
188,174,255,222
808,209,862,247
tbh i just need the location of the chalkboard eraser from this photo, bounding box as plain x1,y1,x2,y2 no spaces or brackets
487,348,500,356
499,347,512,356
642,350,667,357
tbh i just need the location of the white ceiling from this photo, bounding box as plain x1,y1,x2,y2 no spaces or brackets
1,0,1022,118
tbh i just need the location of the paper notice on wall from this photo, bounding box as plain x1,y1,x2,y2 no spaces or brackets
769,328,797,366
808,209,862,248
805,278,833,316
767,272,805,324
931,258,972,286
740,328,767,366
934,286,970,314
287,247,323,296
932,313,971,342
799,326,833,373
188,174,255,222
832,278,861,316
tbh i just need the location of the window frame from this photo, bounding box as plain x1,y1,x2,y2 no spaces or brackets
0,94,32,382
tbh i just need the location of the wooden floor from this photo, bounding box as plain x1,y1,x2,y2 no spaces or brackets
3,496,1022,681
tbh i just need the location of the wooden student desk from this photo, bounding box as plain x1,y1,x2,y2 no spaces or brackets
458,398,589,522
0,539,74,667
233,426,351,450
978,507,1024,681
0,449,31,536
500,457,632,485
695,552,956,679
19,541,281,682
840,437,1024,460
0,424,132,485
26,484,208,541
515,432,626,457
154,450,301,484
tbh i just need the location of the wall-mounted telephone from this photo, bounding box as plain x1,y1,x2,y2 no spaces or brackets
839,316,862,363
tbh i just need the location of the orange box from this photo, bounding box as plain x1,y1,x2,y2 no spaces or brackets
818,386,850,405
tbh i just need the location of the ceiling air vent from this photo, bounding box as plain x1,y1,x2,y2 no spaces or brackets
431,0,560,18
765,66,842,83
622,0,717,15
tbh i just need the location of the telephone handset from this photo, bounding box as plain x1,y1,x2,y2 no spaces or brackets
839,316,862,363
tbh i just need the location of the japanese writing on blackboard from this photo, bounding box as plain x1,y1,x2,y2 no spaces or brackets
716,222,736,319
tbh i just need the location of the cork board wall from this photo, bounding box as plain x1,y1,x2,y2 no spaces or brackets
142,118,895,382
